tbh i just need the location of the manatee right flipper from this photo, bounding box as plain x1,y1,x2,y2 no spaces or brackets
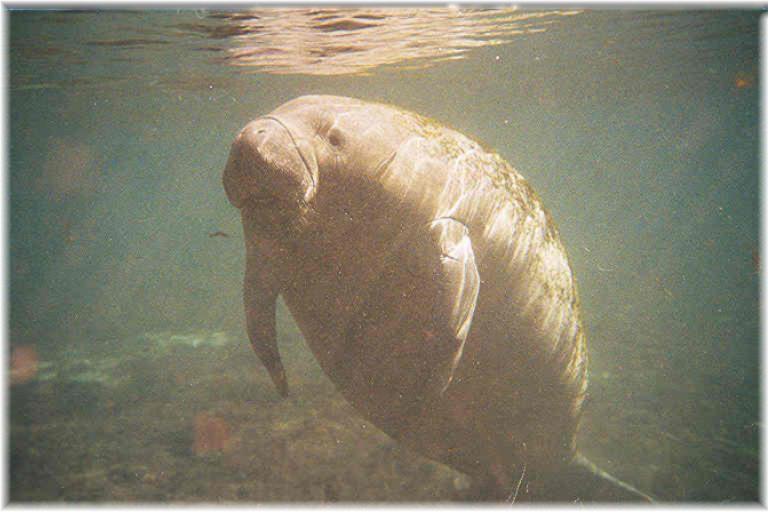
427,217,481,395
242,215,289,398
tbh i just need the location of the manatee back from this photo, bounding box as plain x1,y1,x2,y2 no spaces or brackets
380,103,588,408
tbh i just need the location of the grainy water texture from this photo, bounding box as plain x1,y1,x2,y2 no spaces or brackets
9,8,759,502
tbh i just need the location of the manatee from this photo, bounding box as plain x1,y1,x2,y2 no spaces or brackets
222,95,651,502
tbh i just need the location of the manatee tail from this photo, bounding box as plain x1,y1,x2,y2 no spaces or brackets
557,453,653,503
463,454,653,503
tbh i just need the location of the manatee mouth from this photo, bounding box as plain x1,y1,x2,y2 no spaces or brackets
260,115,317,195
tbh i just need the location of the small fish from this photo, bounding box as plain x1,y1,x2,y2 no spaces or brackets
208,231,230,238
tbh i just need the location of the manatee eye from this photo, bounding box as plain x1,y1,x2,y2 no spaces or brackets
328,128,344,148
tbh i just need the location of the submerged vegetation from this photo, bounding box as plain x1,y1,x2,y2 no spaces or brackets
10,329,757,502
10,331,464,502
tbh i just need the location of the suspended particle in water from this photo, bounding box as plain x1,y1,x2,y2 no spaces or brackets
10,345,38,385
734,75,753,89
194,412,231,455
752,248,759,274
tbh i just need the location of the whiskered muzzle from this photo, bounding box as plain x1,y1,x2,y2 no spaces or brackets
222,116,316,211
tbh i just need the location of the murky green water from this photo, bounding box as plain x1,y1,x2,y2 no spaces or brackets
9,8,760,502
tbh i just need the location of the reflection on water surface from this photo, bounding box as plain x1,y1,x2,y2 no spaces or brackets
208,8,580,75
11,7,580,90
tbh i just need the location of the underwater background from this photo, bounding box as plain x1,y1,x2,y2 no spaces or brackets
8,8,760,502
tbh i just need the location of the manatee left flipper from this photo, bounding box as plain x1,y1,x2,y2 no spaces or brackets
428,217,481,395
241,213,289,398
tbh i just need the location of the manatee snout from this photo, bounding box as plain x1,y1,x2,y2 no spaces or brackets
222,117,315,210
